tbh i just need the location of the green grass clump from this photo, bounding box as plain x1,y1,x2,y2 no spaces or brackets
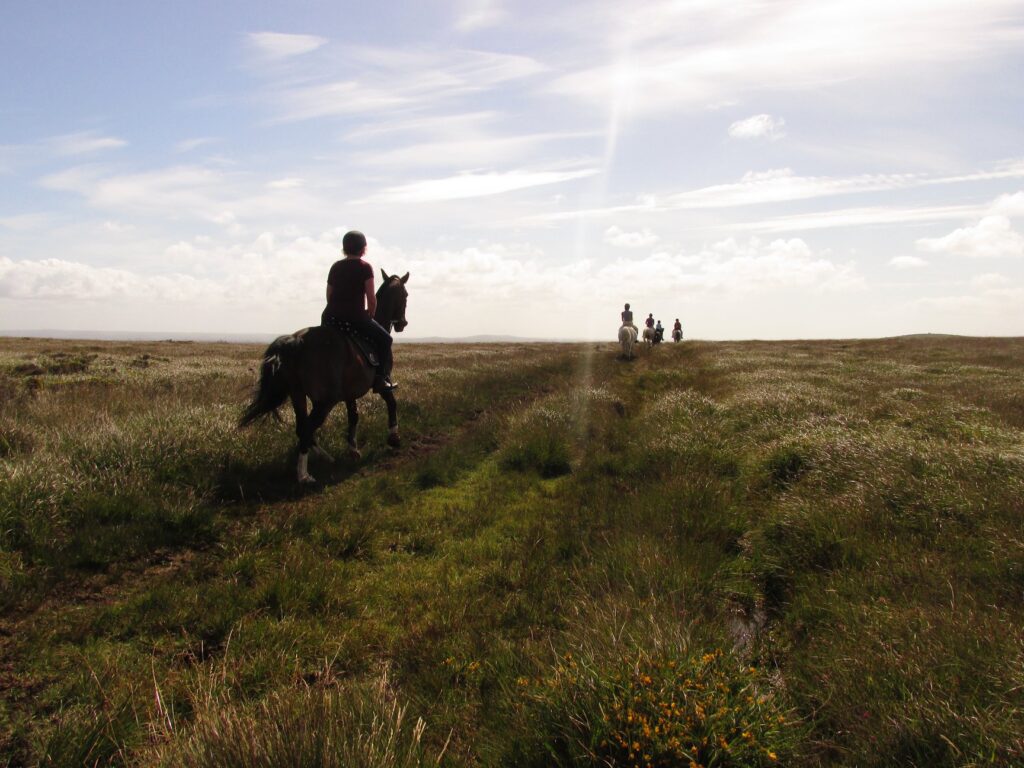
499,404,575,478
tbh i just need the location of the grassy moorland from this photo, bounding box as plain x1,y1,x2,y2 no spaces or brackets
1,334,1022,767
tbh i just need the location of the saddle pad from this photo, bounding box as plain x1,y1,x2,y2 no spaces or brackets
324,321,379,367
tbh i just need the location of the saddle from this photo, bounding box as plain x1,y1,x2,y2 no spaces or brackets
323,318,379,367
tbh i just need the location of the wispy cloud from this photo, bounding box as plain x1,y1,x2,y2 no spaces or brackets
733,203,990,233
175,137,218,153
263,48,545,123
49,132,127,156
662,168,916,208
548,0,1024,115
247,31,327,60
366,168,599,203
523,163,1024,226
354,131,598,169
454,0,507,31
37,162,329,229
729,114,786,140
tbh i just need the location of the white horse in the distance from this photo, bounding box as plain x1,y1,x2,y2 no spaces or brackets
618,324,638,359
642,326,658,346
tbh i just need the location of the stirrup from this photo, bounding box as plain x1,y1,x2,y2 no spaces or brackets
374,377,398,392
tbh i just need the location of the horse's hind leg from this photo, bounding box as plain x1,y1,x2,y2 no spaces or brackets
292,390,316,483
344,399,361,459
380,389,400,448
308,400,336,463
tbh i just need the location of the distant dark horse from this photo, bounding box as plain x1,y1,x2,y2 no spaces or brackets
240,271,409,483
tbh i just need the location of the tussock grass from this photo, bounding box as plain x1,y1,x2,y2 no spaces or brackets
151,673,444,768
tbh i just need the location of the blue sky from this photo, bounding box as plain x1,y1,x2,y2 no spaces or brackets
2,0,1023,339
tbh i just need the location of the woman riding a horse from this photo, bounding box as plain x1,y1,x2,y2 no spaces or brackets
240,230,410,483
323,230,396,392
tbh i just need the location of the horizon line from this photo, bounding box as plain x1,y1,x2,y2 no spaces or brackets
3,329,1020,345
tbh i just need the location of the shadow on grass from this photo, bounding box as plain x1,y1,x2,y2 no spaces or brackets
214,451,373,505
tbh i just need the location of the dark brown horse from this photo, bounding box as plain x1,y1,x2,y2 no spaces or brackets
240,270,409,482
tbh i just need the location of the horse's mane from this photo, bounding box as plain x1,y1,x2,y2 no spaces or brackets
375,276,400,299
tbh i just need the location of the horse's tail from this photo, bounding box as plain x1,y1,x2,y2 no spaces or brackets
239,334,302,427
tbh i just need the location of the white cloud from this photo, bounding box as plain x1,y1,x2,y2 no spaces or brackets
248,31,327,60
889,255,928,269
916,215,1024,259
366,168,599,203
604,225,658,248
0,256,222,302
992,191,1024,216
0,228,865,340
594,237,862,295
728,114,786,140
49,132,126,156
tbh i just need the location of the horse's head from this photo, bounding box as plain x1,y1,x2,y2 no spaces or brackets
376,269,410,333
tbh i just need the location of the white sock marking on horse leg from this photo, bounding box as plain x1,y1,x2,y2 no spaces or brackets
297,452,314,483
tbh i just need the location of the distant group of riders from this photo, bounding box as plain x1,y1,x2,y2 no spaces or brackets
620,303,683,344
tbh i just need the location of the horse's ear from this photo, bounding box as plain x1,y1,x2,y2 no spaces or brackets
399,272,409,284
381,268,390,282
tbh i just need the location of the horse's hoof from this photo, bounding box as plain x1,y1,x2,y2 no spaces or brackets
348,447,362,461
298,473,316,484
387,432,401,448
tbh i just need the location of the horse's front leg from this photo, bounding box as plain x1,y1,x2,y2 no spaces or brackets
380,389,400,448
344,399,361,460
